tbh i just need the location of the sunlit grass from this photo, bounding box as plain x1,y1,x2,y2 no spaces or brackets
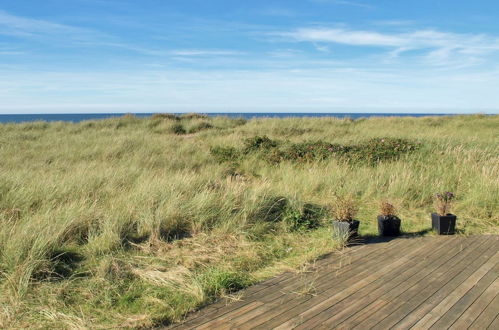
0,114,497,328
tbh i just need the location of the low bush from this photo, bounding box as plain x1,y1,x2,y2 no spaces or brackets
210,146,240,163
171,123,187,135
351,138,421,164
243,135,279,154
281,141,351,162
213,136,420,165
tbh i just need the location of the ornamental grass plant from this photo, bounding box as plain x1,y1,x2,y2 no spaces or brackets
435,192,455,216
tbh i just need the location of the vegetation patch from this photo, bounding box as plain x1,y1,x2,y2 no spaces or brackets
242,135,280,154
213,136,421,165
200,268,252,296
351,138,421,164
170,123,187,135
151,113,180,121
210,146,240,163
187,121,214,134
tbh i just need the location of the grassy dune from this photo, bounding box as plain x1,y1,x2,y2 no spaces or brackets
0,114,498,328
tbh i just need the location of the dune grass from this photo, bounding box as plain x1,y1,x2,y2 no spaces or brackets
0,114,497,328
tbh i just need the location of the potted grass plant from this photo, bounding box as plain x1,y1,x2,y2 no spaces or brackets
432,192,457,235
331,194,360,239
377,201,401,236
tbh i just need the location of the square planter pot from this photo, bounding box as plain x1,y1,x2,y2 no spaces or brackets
332,220,360,239
377,215,401,236
431,213,457,235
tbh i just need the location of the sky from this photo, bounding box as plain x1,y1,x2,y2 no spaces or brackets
1,0,499,114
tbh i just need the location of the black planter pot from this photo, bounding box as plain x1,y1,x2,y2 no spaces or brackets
431,213,457,235
332,220,360,239
377,215,401,236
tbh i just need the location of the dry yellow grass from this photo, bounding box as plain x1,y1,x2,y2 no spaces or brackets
0,114,497,328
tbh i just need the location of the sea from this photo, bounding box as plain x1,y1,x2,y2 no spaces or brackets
0,113,461,124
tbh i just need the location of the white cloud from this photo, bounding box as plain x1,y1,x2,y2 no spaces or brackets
1,67,498,113
0,10,104,42
279,27,499,64
286,28,404,46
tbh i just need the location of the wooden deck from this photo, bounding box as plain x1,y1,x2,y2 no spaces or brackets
170,235,499,329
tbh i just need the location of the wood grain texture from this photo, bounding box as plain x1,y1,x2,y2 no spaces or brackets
167,235,499,330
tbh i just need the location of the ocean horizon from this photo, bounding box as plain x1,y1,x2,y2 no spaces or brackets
0,112,479,124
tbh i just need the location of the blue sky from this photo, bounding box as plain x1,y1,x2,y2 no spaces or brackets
1,0,499,113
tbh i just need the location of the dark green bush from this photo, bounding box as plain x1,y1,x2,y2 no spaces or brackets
210,136,421,165
170,123,186,135
210,146,240,163
282,141,351,162
351,138,421,164
243,135,279,154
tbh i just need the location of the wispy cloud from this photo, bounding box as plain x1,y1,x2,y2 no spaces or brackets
0,10,105,43
278,27,499,64
284,28,404,46
2,66,498,112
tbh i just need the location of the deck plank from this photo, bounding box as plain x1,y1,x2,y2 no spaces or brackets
430,262,499,329
261,237,436,329
186,237,416,329
166,235,499,330
452,277,499,329
319,235,480,329
171,236,402,329
369,236,498,330
296,236,461,329
410,251,499,329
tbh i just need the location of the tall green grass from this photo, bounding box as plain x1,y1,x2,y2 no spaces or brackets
0,114,497,328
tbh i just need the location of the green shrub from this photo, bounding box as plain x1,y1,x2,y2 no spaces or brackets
351,138,420,164
170,123,186,135
210,146,240,163
243,135,279,154
210,136,421,165
282,141,351,162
